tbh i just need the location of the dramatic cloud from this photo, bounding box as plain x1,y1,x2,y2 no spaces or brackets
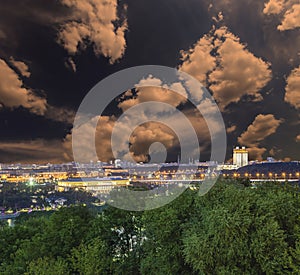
284,66,300,109
278,3,300,31
179,35,215,84
296,134,300,142
126,122,177,163
238,114,282,146
0,139,69,164
58,0,127,63
65,115,116,162
9,57,31,78
118,76,188,112
263,0,300,31
0,59,47,115
238,114,282,160
180,26,272,110
69,110,212,163
44,105,75,124
263,0,285,15
247,147,268,161
0,58,75,123
69,77,223,163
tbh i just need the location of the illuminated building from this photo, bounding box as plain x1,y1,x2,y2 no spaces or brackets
233,146,248,168
56,177,130,194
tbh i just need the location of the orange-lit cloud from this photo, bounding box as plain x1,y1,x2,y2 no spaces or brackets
67,80,218,163
263,0,300,31
0,59,47,115
9,57,31,78
128,122,177,163
247,147,267,161
285,66,300,109
179,34,215,84
0,58,75,124
263,0,285,15
180,26,272,110
238,114,282,146
278,4,300,31
118,76,188,112
238,114,282,160
58,0,127,63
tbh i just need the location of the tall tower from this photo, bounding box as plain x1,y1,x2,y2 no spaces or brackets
233,146,248,167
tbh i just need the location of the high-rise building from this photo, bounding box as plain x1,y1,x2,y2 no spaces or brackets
233,146,248,167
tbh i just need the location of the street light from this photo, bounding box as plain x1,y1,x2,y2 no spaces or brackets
269,172,273,178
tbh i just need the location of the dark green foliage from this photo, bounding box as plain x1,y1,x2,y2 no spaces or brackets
25,257,70,275
140,189,195,275
0,180,299,274
182,183,295,274
70,237,110,274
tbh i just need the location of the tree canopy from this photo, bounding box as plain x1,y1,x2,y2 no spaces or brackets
0,180,299,274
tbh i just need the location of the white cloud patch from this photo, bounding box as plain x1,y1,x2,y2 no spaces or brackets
263,0,300,31
180,26,272,110
284,66,300,109
0,59,47,115
58,0,127,64
238,114,282,160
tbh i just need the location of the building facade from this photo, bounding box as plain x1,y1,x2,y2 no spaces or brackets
233,146,248,167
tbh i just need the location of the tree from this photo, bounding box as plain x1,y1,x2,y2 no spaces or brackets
141,189,196,274
25,257,69,275
70,237,112,274
182,181,299,274
87,206,144,274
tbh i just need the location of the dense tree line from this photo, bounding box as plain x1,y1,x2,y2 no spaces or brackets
0,180,299,274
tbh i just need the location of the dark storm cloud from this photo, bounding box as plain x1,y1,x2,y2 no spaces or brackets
207,0,300,70
0,0,70,56
0,0,299,163
0,139,68,164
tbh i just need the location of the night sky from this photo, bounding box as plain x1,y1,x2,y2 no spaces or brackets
0,0,299,164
